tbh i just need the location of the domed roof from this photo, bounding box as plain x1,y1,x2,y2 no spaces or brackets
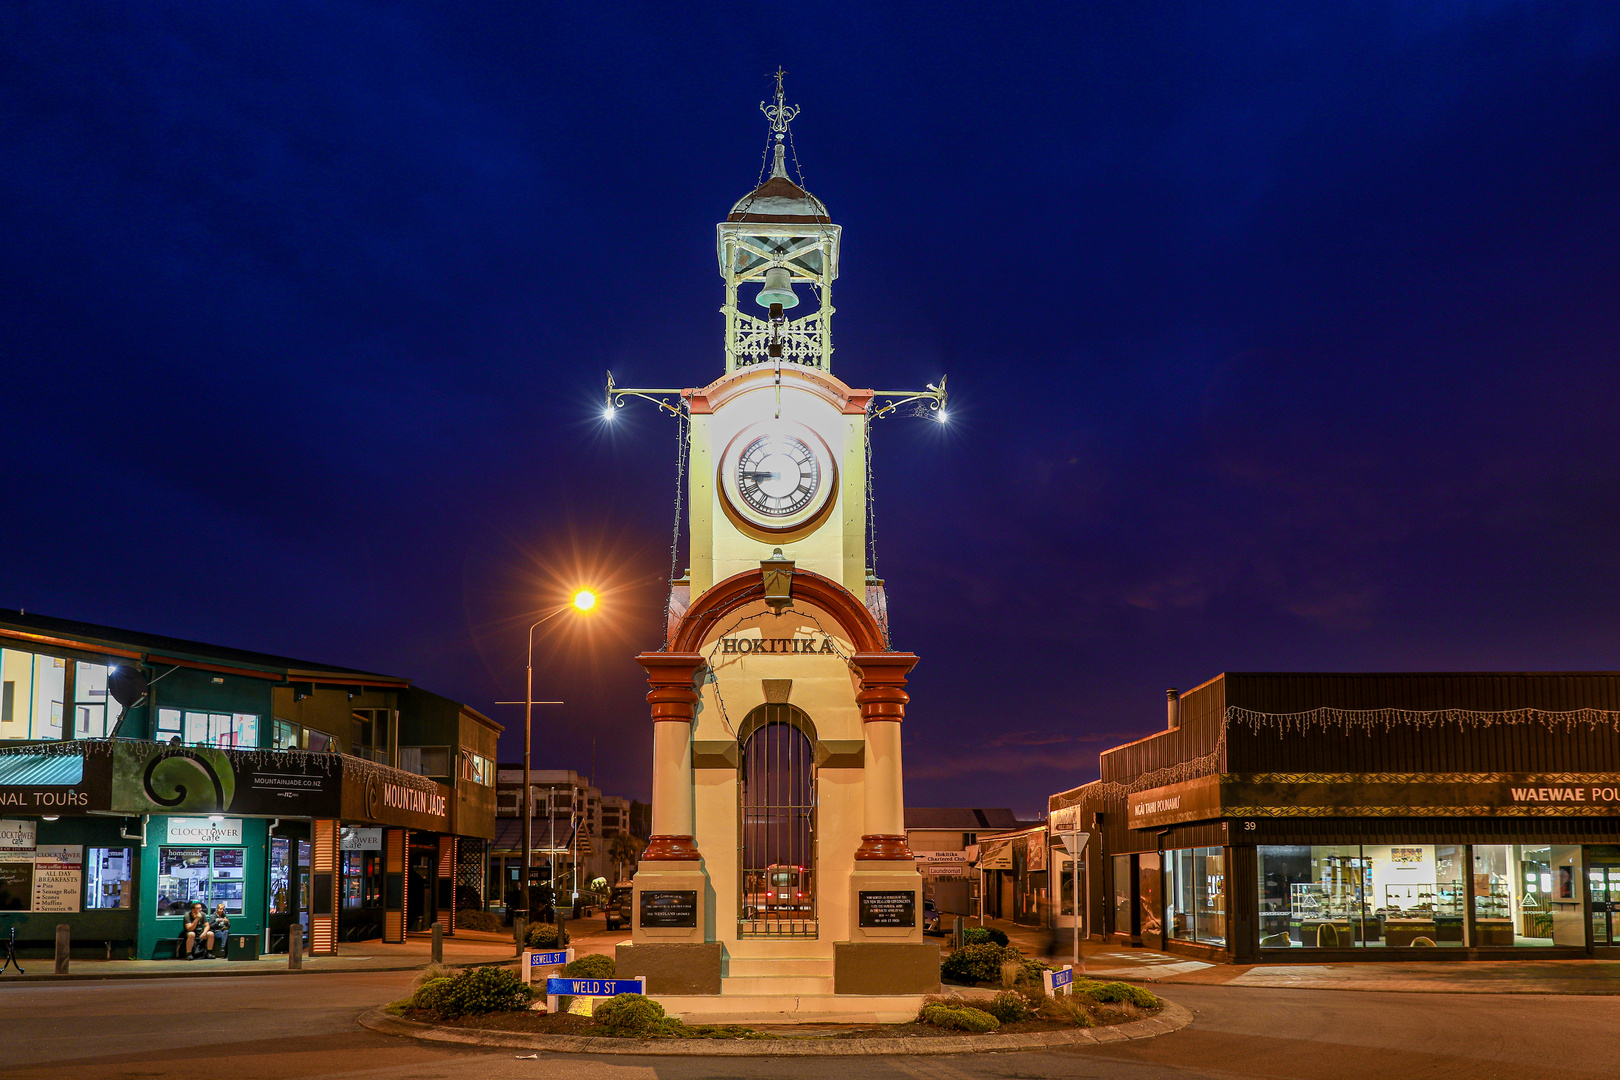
727,174,830,225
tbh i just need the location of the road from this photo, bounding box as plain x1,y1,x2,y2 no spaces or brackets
7,970,1620,1079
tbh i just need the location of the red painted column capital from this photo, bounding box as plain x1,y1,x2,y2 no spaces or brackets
853,652,919,862
636,652,706,722
853,652,919,723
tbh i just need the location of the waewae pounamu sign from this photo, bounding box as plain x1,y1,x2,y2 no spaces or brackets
1128,773,1620,828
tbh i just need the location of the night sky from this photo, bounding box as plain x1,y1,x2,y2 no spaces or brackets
3,4,1618,817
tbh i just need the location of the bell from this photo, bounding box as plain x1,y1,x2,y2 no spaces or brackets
755,267,799,310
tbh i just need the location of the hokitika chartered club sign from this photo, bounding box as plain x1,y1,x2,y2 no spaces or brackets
717,634,837,655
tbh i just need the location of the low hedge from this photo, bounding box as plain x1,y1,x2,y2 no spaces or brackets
919,1003,1000,1032
593,993,665,1035
941,942,1009,984
984,989,1036,1023
411,967,533,1018
962,926,1009,947
455,909,502,933
1074,979,1161,1008
562,953,615,979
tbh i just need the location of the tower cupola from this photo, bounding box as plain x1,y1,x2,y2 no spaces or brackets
716,70,841,373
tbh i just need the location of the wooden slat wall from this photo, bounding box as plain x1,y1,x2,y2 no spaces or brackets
309,819,338,956
1224,672,1620,773
438,836,456,934
384,828,406,944
1098,678,1227,783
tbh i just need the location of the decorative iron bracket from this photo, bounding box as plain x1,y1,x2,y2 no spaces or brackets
605,371,687,418
869,375,948,420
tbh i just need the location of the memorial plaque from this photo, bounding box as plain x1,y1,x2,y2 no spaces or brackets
638,889,698,928
858,889,916,928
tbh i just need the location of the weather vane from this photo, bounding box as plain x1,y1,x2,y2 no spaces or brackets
760,67,798,139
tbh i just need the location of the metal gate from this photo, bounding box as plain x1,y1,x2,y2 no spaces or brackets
738,704,816,938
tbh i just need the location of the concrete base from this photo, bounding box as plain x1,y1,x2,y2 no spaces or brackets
615,941,723,995
834,940,941,995
653,992,930,1025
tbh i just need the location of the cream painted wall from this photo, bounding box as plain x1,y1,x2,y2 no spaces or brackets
687,368,867,596
689,598,867,950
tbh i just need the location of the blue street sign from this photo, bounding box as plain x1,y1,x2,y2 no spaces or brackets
528,950,569,967
545,977,645,997
1050,966,1074,990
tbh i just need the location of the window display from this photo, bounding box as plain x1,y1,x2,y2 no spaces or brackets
85,847,133,909
156,846,245,917
1261,843,1574,948
1166,847,1227,945
1112,854,1131,935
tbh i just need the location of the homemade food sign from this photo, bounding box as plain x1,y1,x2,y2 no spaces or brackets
1127,773,1620,828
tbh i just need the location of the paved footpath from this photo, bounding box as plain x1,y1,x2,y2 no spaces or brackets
980,916,1620,994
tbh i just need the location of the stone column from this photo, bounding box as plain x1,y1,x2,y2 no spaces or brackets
853,652,919,861
636,653,706,862
837,651,935,992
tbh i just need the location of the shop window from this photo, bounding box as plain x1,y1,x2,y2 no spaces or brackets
158,709,260,749
1111,854,1132,936
400,746,450,778
460,749,493,786
272,718,299,750
85,847,133,909
305,728,339,753
0,649,65,739
156,846,246,918
1472,845,1562,947
1166,847,1227,946
270,837,292,914
353,708,392,763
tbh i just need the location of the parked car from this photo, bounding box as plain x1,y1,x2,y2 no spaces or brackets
604,883,634,931
923,897,944,936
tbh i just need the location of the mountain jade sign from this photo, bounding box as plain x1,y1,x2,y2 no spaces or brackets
1127,772,1620,828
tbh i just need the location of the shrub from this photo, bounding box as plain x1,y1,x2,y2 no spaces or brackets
983,927,1009,947
563,953,615,979
411,976,454,1015
919,1004,1000,1032
941,942,1008,984
1038,993,1095,1028
456,909,502,933
1074,979,1161,1008
984,990,1036,1024
594,993,666,1035
962,927,991,946
526,922,568,949
416,967,533,1017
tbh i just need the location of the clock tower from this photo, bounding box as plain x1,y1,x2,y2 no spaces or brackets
609,75,947,1022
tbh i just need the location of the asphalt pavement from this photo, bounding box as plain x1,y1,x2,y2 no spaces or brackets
9,966,1620,1079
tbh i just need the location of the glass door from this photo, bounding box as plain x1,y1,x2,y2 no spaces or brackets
1592,865,1620,945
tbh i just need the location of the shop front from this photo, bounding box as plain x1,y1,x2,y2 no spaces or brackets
0,738,458,958
1053,672,1620,962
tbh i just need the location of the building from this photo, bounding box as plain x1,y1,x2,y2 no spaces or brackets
904,807,1027,918
489,768,637,903
608,79,949,1021
0,609,498,958
1052,672,1620,963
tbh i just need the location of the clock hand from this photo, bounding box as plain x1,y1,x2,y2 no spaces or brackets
740,470,780,481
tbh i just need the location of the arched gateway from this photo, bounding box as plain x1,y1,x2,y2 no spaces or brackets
606,78,946,1023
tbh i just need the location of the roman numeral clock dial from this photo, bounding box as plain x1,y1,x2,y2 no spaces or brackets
736,435,819,517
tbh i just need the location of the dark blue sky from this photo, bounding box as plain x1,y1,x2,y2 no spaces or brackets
3,3,1617,816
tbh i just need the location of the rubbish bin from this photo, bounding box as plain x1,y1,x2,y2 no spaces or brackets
228,934,260,961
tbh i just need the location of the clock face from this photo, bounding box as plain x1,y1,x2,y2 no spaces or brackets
736,435,821,518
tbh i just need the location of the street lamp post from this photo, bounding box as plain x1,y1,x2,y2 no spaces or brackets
511,590,598,933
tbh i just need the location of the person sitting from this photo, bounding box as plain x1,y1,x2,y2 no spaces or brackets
181,902,214,959
211,903,231,957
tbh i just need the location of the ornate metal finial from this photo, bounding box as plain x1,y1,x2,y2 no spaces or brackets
761,67,799,138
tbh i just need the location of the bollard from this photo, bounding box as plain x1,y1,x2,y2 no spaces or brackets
431,921,443,964
514,916,526,958
557,913,568,948
55,925,70,975
288,923,303,970
953,915,965,951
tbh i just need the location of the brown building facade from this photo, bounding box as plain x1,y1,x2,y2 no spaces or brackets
1052,673,1620,962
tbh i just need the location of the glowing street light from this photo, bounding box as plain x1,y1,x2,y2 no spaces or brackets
572,589,598,612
